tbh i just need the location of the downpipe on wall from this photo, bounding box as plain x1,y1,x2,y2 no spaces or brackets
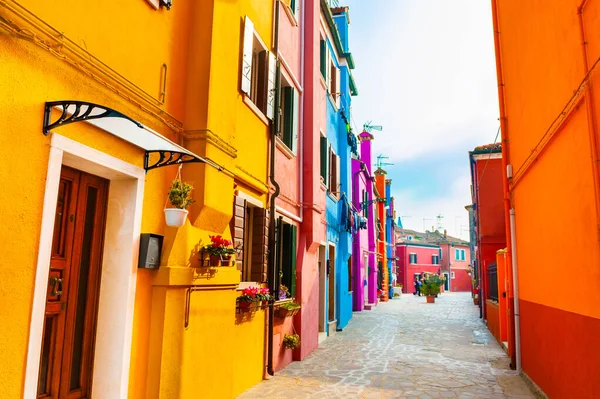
266,0,281,377
509,208,521,373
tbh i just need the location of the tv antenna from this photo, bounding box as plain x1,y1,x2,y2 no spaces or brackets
363,121,383,133
376,154,394,169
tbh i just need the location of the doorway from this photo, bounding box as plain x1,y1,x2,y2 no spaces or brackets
363,253,369,306
318,246,326,333
328,245,336,322
37,167,108,398
443,272,450,291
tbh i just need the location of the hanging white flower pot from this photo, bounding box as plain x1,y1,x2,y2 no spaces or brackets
164,208,188,227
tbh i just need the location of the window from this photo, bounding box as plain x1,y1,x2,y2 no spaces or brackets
320,135,328,183
461,249,466,261
320,38,327,81
289,0,299,16
409,253,417,264
241,16,276,119
329,59,340,108
362,190,368,217
278,219,298,298
348,256,353,292
278,75,299,153
230,197,269,282
451,272,456,279
328,146,340,197
455,248,465,261
432,254,439,265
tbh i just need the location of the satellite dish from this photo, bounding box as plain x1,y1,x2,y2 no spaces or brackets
407,236,413,241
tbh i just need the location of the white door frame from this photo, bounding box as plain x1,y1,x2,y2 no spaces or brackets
24,134,145,399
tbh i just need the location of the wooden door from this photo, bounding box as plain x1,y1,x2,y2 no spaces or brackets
328,246,335,322
37,167,108,399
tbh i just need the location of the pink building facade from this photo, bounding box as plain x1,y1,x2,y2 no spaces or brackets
351,132,377,311
440,242,472,292
396,243,441,294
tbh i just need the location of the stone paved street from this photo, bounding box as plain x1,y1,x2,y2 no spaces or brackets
238,292,536,399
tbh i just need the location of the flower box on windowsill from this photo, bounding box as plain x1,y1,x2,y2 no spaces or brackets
274,300,301,318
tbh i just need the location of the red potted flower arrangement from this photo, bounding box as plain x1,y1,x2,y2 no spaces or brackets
203,235,236,267
238,287,258,313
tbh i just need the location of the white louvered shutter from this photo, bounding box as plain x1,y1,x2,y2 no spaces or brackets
291,89,299,154
266,52,277,120
241,16,254,95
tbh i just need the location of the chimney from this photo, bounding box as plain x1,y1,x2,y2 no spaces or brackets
444,229,447,238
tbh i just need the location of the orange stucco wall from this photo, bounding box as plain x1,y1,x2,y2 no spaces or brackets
493,0,600,396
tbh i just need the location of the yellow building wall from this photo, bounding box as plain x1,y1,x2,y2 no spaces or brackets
0,0,274,397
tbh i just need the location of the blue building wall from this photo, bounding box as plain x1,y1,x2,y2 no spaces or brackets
324,8,355,332
385,184,394,298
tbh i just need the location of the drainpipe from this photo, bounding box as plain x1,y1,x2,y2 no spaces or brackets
491,0,517,369
266,0,281,377
509,209,521,372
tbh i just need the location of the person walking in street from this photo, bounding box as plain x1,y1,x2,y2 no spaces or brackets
414,277,421,296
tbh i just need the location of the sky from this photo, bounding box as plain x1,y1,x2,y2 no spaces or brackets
343,0,500,240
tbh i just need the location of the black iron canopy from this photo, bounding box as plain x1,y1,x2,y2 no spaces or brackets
43,101,222,172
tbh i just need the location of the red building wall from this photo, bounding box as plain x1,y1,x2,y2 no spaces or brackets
396,244,441,293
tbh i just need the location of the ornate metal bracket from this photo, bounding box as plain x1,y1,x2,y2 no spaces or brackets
145,150,206,171
43,101,140,135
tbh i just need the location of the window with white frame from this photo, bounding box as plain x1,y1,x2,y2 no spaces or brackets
432,254,439,265
455,248,466,261
409,253,417,264
328,146,340,197
241,16,276,119
277,73,299,153
451,271,456,279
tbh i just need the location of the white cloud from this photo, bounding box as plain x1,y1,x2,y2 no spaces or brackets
346,0,499,162
395,173,472,240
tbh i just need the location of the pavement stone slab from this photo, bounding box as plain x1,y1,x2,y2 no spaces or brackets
237,293,536,399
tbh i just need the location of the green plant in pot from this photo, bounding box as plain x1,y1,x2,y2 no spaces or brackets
165,179,195,227
421,275,442,304
283,333,300,350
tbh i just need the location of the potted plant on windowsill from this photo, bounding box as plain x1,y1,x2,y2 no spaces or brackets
238,287,258,313
278,284,290,300
275,301,301,318
256,287,272,309
283,333,300,350
203,235,236,267
165,179,195,227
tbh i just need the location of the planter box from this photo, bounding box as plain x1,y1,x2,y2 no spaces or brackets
426,295,436,304
275,306,300,318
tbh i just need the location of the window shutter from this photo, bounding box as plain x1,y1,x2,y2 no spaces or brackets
241,16,254,95
335,154,340,195
328,145,333,190
266,52,277,120
230,197,247,275
335,66,341,107
320,137,328,181
291,88,299,154
283,86,294,147
250,208,269,282
320,40,327,80
290,224,297,296
295,0,300,16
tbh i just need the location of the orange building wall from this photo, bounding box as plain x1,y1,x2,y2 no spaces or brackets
486,300,501,345
493,0,600,396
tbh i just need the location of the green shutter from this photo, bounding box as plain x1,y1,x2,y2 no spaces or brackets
290,0,296,15
290,225,297,297
320,137,328,181
291,89,299,154
320,40,327,80
283,87,294,149
281,224,298,297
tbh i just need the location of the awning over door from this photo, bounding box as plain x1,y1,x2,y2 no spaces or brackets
43,101,223,172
